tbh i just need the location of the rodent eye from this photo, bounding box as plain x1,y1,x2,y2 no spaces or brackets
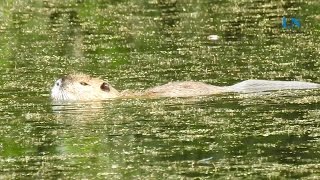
100,82,110,92
56,82,60,86
80,82,89,86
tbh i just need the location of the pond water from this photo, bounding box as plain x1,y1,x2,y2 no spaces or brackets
1,0,320,179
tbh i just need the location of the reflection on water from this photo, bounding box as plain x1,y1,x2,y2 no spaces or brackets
0,0,320,179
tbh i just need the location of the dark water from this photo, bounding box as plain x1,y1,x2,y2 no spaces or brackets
1,0,320,179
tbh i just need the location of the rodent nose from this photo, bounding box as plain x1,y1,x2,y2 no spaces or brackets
56,79,62,87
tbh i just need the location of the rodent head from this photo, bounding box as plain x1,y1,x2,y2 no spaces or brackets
51,74,120,101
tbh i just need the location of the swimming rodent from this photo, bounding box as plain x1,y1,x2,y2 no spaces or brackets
51,74,120,101
51,74,320,101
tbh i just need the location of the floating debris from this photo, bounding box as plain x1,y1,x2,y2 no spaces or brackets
208,35,219,41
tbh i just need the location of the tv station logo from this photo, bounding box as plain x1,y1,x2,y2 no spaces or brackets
282,17,301,29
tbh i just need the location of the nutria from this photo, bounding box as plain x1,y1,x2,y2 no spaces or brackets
51,74,120,101
51,74,320,101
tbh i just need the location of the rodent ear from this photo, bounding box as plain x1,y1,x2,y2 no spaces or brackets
100,82,110,92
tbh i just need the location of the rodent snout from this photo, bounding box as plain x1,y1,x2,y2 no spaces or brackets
55,79,62,87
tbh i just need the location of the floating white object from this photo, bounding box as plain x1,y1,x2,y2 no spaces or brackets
208,34,219,41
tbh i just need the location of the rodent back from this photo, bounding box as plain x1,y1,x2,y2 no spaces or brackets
228,79,320,93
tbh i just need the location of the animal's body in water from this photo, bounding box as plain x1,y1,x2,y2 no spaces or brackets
51,74,320,101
